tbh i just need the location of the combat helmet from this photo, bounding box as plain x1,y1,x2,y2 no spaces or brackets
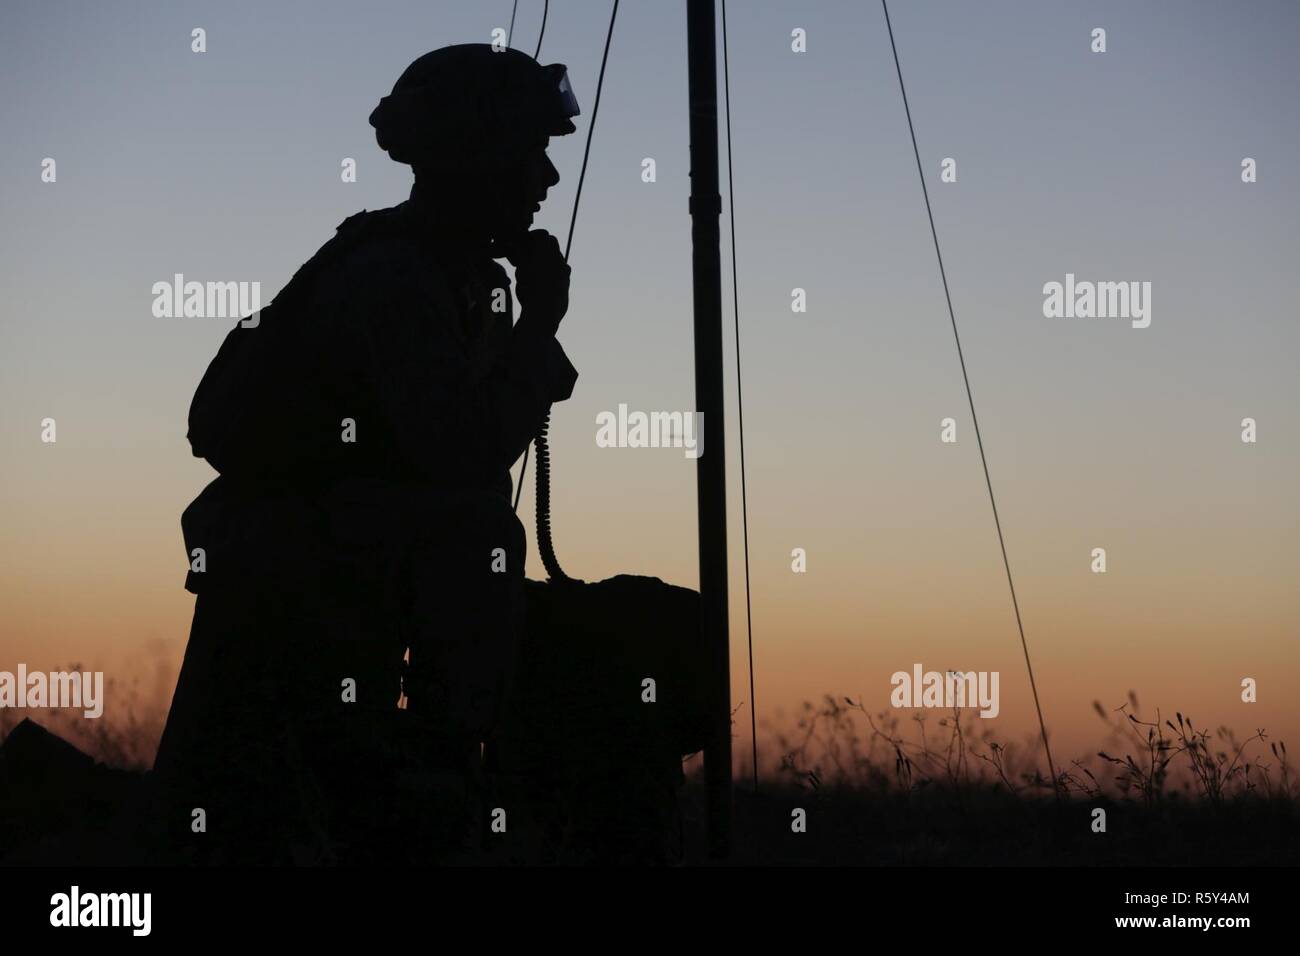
369,44,580,166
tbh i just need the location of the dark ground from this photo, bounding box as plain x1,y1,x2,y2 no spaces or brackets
3,718,1296,866
683,778,1299,866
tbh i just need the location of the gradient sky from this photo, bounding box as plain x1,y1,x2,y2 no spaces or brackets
2,0,1297,772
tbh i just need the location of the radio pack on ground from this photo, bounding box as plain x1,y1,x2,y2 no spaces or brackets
495,574,709,864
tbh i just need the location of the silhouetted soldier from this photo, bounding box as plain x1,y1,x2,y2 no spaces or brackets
154,45,579,862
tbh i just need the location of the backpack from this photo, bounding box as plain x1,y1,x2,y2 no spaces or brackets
186,208,414,482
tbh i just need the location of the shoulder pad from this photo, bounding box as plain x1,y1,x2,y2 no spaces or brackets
334,206,422,248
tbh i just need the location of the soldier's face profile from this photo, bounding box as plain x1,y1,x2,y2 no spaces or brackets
490,135,560,237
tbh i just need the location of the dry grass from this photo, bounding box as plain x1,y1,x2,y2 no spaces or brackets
0,662,168,772
667,692,1299,865
3,680,1297,865
754,690,1295,806
3,673,1292,809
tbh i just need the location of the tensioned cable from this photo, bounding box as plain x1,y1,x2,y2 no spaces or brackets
514,0,620,525
534,0,549,60
512,437,529,512
879,0,1059,798
720,0,758,794
507,0,519,48
561,0,618,262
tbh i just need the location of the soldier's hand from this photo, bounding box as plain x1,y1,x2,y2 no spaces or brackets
506,230,569,336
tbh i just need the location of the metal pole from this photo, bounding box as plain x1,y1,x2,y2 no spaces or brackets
686,0,732,859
